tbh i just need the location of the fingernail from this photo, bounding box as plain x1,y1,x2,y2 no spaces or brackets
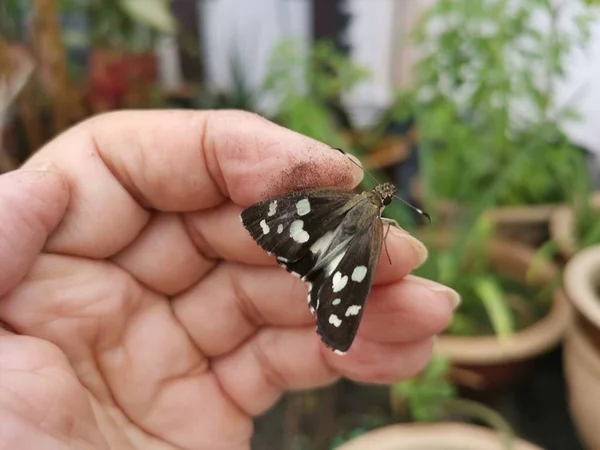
346,152,363,167
391,228,428,268
429,285,461,310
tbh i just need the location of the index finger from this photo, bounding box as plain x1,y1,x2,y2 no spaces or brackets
23,109,363,257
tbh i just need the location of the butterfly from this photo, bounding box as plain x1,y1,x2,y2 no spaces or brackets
240,149,428,354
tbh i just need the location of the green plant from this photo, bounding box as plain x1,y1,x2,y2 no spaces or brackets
410,0,595,207
375,0,599,339
263,39,369,149
59,0,176,50
389,356,516,450
391,356,456,422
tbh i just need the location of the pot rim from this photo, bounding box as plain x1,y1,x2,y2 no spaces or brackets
335,422,542,450
549,205,577,259
564,244,600,329
436,289,570,364
429,237,571,364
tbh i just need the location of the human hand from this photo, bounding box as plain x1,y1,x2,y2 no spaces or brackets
0,110,458,450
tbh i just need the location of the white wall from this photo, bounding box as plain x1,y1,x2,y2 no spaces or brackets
341,0,396,128
554,7,600,156
195,0,600,154
197,0,311,114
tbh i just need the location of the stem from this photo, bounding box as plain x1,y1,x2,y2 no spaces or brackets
439,398,515,450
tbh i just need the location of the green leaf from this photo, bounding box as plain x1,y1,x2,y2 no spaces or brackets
120,0,177,34
473,276,514,340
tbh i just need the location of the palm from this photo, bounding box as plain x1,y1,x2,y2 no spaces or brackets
0,110,455,450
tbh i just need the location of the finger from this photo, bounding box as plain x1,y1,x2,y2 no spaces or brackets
111,213,217,295
0,254,252,450
358,275,459,343
172,263,455,356
211,327,434,416
25,109,362,258
115,198,430,295
0,165,69,297
0,335,108,449
185,201,428,273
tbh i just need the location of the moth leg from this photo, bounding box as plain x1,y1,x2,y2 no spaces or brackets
381,217,404,231
381,219,393,265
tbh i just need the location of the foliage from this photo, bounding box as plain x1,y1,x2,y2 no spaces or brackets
195,46,260,112
58,0,176,50
410,0,595,207
391,356,456,422
390,356,516,449
570,158,600,251
374,0,598,338
263,39,370,149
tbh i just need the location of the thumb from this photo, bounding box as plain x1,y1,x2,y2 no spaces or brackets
0,164,69,297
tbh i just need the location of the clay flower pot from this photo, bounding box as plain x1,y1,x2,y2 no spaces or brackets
425,235,571,390
549,192,600,260
336,423,542,450
485,204,556,249
411,179,556,248
563,244,600,449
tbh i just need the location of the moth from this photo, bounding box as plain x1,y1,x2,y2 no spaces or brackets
240,149,427,354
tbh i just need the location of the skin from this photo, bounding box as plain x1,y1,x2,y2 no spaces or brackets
0,110,458,450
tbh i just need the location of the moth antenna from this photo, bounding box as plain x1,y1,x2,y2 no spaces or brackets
393,195,432,224
332,147,432,224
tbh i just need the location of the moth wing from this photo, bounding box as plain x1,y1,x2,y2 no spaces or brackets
311,213,384,353
240,187,356,270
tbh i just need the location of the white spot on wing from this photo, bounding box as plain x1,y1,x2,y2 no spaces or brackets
268,200,277,217
260,219,270,235
333,349,346,355
351,266,368,283
310,230,335,255
277,256,289,263
345,305,362,316
296,199,311,216
332,298,341,306
290,220,310,243
277,224,283,234
332,271,348,292
328,314,342,327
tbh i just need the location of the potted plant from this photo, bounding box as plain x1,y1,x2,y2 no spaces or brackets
369,99,572,391
332,357,542,449
396,0,596,248
413,220,570,391
58,0,176,113
562,244,600,449
549,170,600,260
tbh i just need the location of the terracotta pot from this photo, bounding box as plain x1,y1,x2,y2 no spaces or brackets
411,180,557,248
485,204,556,249
422,234,572,390
336,423,542,450
563,244,600,449
549,191,600,260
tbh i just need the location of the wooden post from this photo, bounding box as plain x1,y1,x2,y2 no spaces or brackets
30,0,72,135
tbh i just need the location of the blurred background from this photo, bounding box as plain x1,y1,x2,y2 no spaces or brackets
3,0,600,449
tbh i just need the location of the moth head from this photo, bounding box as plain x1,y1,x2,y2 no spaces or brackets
375,182,398,206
